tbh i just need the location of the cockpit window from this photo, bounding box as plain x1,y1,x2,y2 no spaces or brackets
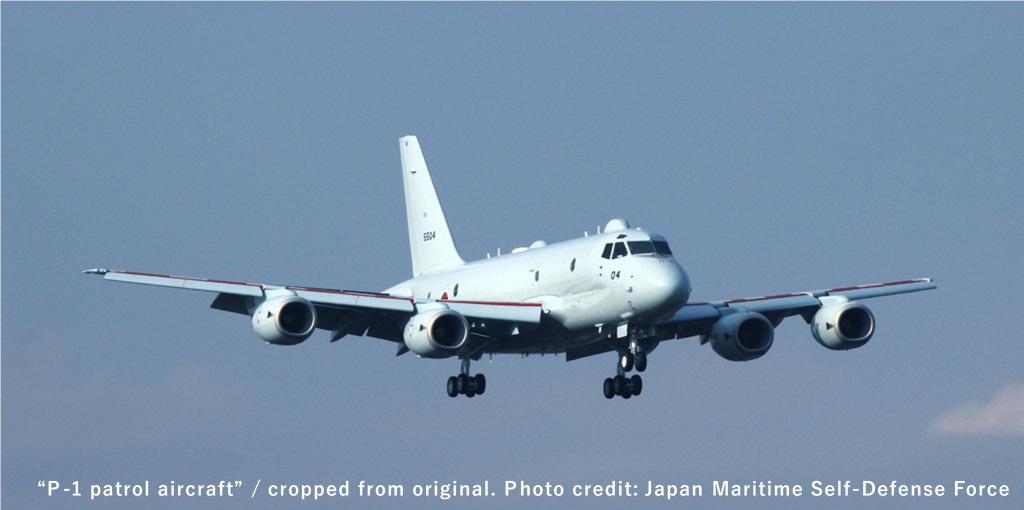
653,240,672,255
604,239,671,258
627,241,655,255
612,242,628,259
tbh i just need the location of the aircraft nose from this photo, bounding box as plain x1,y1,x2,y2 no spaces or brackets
635,260,690,317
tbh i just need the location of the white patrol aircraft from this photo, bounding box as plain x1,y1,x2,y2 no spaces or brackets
86,135,936,399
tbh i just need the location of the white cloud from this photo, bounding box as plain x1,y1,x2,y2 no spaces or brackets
928,382,1024,438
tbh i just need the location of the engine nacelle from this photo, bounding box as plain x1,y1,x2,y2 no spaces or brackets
708,312,775,362
251,294,317,345
403,308,469,358
812,300,874,350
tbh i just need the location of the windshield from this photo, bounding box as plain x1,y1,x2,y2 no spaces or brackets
612,242,628,259
627,241,655,255
653,240,672,255
601,239,673,258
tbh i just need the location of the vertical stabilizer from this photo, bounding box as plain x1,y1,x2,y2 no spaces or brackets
400,136,465,277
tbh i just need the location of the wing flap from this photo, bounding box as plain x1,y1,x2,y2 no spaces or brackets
210,293,251,315
443,300,543,324
289,287,415,313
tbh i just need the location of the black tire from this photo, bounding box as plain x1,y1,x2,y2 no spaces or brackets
446,376,459,398
474,373,486,395
630,374,643,396
603,378,615,399
613,374,626,396
457,373,470,394
635,351,647,372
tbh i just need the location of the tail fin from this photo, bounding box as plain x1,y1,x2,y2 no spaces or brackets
399,136,465,277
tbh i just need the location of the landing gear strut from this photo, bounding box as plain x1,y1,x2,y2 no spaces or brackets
447,358,486,398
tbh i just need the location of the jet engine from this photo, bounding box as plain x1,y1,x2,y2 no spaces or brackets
251,294,317,345
403,308,469,358
812,300,875,350
708,312,774,362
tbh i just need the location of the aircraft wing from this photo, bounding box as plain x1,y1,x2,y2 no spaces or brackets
655,278,936,340
83,269,541,345
566,278,935,361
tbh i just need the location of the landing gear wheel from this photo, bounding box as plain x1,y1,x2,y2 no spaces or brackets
447,368,487,398
635,351,647,372
603,378,615,399
619,352,634,372
613,374,626,396
630,374,643,396
621,376,635,399
602,373,644,399
446,376,459,398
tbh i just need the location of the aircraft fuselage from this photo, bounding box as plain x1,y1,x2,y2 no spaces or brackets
385,223,691,354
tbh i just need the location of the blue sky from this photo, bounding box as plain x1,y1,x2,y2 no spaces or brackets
3,3,1022,509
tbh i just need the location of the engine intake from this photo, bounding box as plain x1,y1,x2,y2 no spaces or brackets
812,300,874,350
708,312,774,362
403,308,469,358
251,294,317,345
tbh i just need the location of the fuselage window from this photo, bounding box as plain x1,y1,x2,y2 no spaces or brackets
535,270,540,282
653,240,673,255
627,241,655,255
453,284,459,297
612,242,628,259
570,258,576,272
601,243,613,259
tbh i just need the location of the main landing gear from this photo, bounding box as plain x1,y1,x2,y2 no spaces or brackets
603,349,647,399
447,358,486,398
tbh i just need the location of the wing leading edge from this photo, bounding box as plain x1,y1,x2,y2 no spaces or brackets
83,269,541,346
656,278,936,341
